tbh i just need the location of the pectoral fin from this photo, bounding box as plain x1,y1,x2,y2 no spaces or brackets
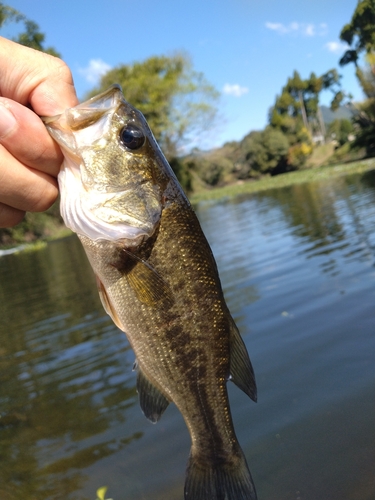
135,363,170,423
111,247,174,308
95,276,126,332
229,320,257,402
125,257,174,309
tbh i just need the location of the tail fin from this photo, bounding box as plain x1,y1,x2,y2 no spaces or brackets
184,449,257,500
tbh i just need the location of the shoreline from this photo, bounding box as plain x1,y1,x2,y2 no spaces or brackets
1,158,374,255
190,157,375,204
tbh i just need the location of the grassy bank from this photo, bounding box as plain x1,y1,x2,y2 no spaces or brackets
190,158,375,204
1,157,374,252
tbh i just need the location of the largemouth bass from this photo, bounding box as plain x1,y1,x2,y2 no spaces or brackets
43,85,257,500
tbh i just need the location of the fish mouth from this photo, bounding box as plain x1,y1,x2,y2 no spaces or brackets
58,159,159,242
43,85,161,243
42,84,123,127
42,85,124,155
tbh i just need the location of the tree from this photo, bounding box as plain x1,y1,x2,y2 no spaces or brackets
88,53,219,159
339,0,375,156
14,19,60,56
268,69,348,169
0,2,60,56
339,0,375,99
227,128,289,179
327,118,354,147
350,94,375,156
270,69,343,136
0,3,24,27
348,55,375,145
339,0,375,70
240,128,290,177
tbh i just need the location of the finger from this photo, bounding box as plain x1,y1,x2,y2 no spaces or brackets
0,37,79,116
0,202,25,228
0,98,63,177
0,144,58,213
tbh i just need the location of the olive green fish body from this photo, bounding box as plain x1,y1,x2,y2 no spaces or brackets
43,85,257,500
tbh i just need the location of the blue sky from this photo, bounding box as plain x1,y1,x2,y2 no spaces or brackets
2,0,364,149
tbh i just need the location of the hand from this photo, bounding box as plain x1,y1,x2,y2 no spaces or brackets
0,36,78,228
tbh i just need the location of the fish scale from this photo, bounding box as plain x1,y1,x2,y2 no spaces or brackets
43,84,257,500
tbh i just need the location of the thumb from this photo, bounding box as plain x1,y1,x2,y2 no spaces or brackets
0,37,79,116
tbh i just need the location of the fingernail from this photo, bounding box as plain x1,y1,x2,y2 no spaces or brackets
0,102,17,138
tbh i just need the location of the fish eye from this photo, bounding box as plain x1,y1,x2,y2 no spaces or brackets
119,124,145,150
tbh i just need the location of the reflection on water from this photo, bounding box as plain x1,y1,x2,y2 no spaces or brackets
0,238,140,500
0,170,374,500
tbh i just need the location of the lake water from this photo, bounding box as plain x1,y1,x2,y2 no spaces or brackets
0,170,374,500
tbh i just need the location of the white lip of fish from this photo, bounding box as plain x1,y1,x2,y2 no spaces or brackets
43,86,153,242
58,156,149,242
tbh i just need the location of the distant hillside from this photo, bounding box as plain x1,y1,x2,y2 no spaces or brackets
179,104,359,192
320,105,353,124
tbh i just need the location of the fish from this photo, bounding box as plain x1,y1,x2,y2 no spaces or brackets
43,85,258,500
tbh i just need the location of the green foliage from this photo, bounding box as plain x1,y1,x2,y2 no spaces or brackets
327,118,355,147
0,201,65,248
192,154,233,186
188,127,293,185
338,0,375,158
14,19,60,56
330,91,346,111
339,0,375,67
168,157,193,192
244,128,290,175
351,98,375,156
0,3,24,27
0,2,60,56
287,142,313,169
270,69,342,135
88,53,219,159
268,70,333,170
355,65,375,99
267,68,352,170
190,158,375,203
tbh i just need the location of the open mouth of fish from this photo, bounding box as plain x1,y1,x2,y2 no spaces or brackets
43,86,161,242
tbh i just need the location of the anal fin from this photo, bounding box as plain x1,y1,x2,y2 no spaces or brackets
136,364,170,423
229,320,257,402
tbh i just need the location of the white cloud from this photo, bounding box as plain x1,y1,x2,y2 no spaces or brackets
304,24,315,36
325,41,348,54
78,59,112,84
265,22,328,37
222,84,249,97
265,22,290,34
289,22,300,32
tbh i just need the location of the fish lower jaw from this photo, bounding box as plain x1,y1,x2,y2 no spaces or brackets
60,190,152,242
62,204,151,242
58,164,155,242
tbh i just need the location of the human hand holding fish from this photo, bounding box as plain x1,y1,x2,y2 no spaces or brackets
0,36,78,228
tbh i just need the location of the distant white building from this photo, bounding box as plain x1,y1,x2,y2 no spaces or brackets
312,134,325,144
